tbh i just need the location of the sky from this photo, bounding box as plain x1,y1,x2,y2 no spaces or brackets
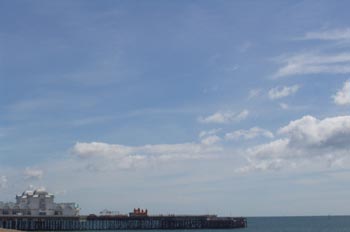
1,0,350,217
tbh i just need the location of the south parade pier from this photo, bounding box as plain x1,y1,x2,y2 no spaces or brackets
0,214,247,230
0,190,247,230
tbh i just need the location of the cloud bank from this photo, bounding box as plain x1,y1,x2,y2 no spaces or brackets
241,115,350,172
72,141,222,170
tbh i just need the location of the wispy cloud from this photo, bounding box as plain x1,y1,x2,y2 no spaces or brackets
333,79,350,105
302,28,350,41
0,176,7,189
278,102,310,112
72,141,222,170
237,41,253,53
200,135,221,145
9,98,63,113
198,110,249,124
69,116,113,127
268,85,300,100
198,128,221,138
279,103,289,110
273,52,350,78
273,28,350,78
198,129,222,145
248,88,262,99
24,168,43,180
225,127,274,140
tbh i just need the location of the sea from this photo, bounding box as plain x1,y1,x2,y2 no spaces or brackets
243,216,350,232
51,216,350,232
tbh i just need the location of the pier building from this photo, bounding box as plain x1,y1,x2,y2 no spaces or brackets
0,189,79,216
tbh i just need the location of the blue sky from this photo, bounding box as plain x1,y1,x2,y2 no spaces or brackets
1,0,350,216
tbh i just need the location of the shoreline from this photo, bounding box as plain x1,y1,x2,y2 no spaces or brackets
0,229,22,232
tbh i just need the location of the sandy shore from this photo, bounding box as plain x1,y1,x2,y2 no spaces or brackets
0,229,22,232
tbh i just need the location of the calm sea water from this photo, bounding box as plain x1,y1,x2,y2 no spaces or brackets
56,216,350,232
244,216,350,232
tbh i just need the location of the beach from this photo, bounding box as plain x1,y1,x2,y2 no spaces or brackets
0,229,21,232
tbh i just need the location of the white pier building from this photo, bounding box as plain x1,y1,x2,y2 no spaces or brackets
0,188,79,216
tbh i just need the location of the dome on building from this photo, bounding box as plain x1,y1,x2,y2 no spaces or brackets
34,188,49,195
22,190,34,196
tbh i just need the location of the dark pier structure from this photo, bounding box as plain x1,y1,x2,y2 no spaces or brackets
0,212,247,230
0,190,247,230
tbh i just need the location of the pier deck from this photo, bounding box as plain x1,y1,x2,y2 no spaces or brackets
0,215,247,230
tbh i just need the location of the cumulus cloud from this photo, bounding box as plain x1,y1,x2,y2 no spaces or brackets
225,127,274,140
199,110,249,124
72,141,222,170
278,115,350,148
240,115,350,172
24,168,43,180
273,52,350,78
268,85,300,100
333,80,350,105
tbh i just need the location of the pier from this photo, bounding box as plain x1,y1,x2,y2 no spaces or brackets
1,190,247,230
0,215,247,230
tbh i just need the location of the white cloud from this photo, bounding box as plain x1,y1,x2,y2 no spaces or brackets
199,110,249,124
24,168,43,180
268,85,300,100
225,127,274,140
198,129,221,145
274,28,350,78
302,28,350,41
72,115,350,174
241,115,350,172
273,52,350,78
0,176,7,189
72,141,222,170
198,128,221,138
278,115,350,149
333,80,350,105
200,135,221,145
